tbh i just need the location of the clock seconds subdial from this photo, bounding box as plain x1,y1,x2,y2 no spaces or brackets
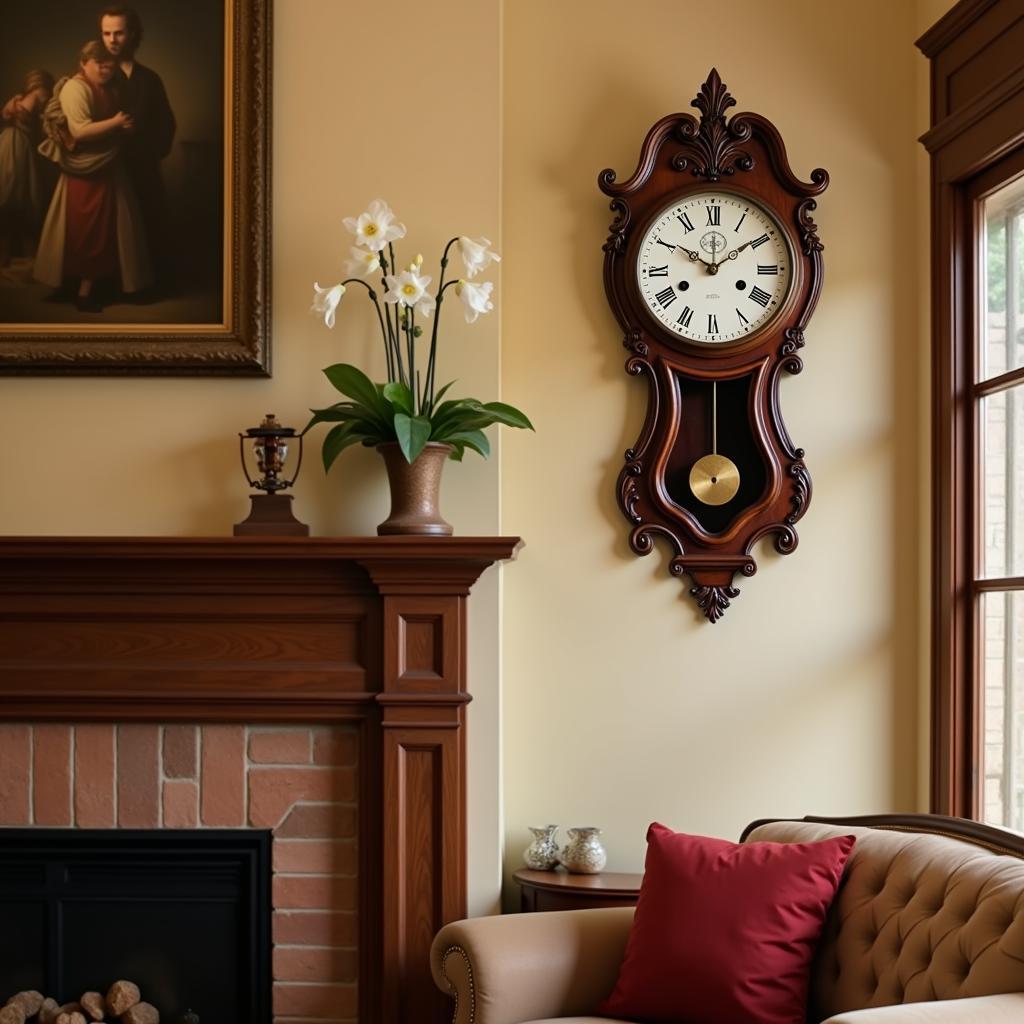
635,193,792,344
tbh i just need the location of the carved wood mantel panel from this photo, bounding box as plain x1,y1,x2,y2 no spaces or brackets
0,536,521,1024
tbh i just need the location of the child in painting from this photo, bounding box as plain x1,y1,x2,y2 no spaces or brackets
34,41,151,312
0,69,55,268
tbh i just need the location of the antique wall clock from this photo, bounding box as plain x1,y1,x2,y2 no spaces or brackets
599,69,827,623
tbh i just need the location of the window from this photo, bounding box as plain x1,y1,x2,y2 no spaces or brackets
918,0,1024,819
979,170,1024,828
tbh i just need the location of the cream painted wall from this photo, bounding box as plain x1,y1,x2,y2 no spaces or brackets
0,0,505,915
501,0,927,883
0,0,950,916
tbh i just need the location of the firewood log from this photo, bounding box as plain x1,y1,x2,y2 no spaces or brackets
0,1004,25,1024
121,1004,158,1024
79,994,104,1023
38,999,61,1024
104,982,139,1019
8,992,43,1018
55,1013,86,1024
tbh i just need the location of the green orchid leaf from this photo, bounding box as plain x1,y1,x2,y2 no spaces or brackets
447,442,465,462
321,422,372,473
425,379,458,417
382,381,414,416
323,363,388,414
481,402,534,430
393,413,433,464
442,429,490,459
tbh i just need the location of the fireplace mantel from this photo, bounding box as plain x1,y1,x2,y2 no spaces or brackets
0,535,521,1024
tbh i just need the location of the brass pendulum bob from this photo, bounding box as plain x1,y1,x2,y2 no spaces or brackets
689,380,741,506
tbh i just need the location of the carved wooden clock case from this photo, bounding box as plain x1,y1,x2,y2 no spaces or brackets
600,69,827,623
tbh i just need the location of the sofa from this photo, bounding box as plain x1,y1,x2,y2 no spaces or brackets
430,814,1024,1023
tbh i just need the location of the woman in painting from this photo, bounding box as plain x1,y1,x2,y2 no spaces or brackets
0,69,55,269
34,40,151,312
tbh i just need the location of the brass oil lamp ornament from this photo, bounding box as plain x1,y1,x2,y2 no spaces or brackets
234,413,309,536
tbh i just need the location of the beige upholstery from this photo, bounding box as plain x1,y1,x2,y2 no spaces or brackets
431,816,1024,1023
431,907,633,1024
747,821,1024,1020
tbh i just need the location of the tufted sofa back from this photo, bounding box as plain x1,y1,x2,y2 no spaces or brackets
744,816,1024,1021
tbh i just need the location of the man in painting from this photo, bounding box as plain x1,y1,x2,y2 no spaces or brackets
100,5,176,296
33,40,151,311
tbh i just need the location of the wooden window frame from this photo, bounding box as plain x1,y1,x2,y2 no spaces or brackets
918,0,1024,817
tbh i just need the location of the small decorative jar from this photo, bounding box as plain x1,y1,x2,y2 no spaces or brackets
561,826,607,874
523,824,560,870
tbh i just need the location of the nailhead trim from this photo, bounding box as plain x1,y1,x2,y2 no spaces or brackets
441,944,476,1024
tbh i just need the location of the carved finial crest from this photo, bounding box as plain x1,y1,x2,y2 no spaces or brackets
677,68,753,181
691,68,736,125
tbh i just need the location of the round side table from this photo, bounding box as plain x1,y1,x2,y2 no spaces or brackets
513,867,643,912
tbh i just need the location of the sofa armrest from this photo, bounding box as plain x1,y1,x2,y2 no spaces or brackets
821,994,1024,1023
430,906,634,1024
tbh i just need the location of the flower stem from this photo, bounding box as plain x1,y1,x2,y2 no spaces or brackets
378,251,405,386
342,277,394,381
425,277,460,416
422,238,459,415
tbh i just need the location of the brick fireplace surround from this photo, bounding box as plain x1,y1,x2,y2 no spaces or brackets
0,536,519,1024
0,722,359,1022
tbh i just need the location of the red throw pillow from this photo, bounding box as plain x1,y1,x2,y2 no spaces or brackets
599,823,855,1024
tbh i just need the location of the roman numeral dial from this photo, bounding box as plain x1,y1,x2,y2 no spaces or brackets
635,191,793,344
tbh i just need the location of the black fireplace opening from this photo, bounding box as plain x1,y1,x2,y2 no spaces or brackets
0,829,271,1024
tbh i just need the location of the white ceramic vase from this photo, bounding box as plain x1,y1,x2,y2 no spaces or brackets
561,826,607,874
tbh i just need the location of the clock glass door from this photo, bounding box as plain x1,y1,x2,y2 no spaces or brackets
664,371,766,533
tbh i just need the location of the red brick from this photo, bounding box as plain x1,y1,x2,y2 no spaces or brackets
74,724,114,827
273,840,357,875
163,725,197,779
0,725,30,825
163,779,199,828
33,724,71,826
275,803,357,839
273,911,357,946
249,729,311,765
201,725,245,826
249,767,355,828
273,947,357,983
118,725,160,827
272,983,356,1018
273,875,356,911
312,728,358,767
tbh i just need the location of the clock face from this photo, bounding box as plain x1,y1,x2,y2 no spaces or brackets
635,192,793,344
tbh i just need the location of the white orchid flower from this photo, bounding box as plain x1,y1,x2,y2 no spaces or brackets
311,281,345,328
457,236,500,278
385,269,433,312
455,280,494,323
344,246,381,277
342,199,407,253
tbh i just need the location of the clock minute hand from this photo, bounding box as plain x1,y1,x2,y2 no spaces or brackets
724,238,756,262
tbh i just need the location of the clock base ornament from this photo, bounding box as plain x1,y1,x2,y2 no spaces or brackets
601,68,827,623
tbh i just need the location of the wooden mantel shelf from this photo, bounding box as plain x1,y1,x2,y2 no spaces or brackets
0,533,521,1024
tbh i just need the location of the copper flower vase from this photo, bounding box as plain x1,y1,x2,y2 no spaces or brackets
376,442,453,536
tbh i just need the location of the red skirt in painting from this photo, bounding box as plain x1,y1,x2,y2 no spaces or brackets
63,83,118,280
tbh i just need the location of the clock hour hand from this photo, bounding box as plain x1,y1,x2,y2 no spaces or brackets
678,245,719,273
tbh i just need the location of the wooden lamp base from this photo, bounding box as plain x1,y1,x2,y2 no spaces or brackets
233,494,309,536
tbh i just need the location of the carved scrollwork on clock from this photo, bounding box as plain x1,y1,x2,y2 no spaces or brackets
599,69,827,623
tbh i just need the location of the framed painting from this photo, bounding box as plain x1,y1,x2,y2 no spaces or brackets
0,0,270,375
